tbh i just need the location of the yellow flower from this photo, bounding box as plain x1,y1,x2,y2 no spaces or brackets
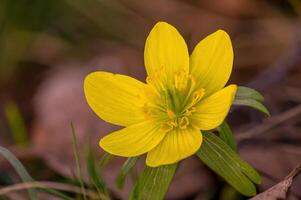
84,22,237,167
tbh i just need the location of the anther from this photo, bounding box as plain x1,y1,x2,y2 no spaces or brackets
167,110,175,119
146,76,152,84
191,89,205,106
179,117,189,129
183,107,196,116
170,120,178,127
174,70,188,90
161,122,173,132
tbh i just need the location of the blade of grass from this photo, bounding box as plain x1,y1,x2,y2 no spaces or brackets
116,157,138,189
0,181,99,199
71,122,87,200
86,147,110,199
99,152,112,173
41,188,73,200
0,146,80,199
4,101,28,146
0,146,37,199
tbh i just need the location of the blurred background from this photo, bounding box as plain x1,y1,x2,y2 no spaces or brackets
0,0,301,199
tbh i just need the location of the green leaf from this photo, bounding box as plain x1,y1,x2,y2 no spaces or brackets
0,146,91,200
220,185,242,200
42,189,73,200
71,123,87,200
234,99,270,116
217,122,237,152
0,146,37,199
130,164,177,200
197,132,261,196
4,101,28,146
99,152,112,173
86,147,110,199
234,86,270,116
116,157,138,189
236,86,264,102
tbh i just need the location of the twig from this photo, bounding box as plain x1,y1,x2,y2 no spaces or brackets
0,181,100,199
251,162,301,200
236,104,301,142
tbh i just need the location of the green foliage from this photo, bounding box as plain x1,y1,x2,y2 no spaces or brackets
219,185,243,200
99,152,112,173
71,123,87,200
0,147,77,200
197,132,261,197
217,122,237,152
0,125,111,200
86,147,110,199
0,0,51,81
0,146,37,199
116,157,139,189
130,164,177,200
235,86,264,102
4,102,28,146
42,189,73,200
234,86,270,116
234,98,270,116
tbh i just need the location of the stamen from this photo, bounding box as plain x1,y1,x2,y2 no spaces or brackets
189,74,196,87
183,107,196,116
191,89,205,106
179,117,189,129
170,120,178,127
181,74,197,107
146,76,152,84
144,71,202,131
146,68,167,92
161,122,174,132
167,110,175,119
174,70,188,91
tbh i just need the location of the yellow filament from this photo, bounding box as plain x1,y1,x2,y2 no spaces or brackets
161,122,174,132
174,70,188,90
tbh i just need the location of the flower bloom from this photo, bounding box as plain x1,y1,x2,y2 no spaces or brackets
84,22,237,167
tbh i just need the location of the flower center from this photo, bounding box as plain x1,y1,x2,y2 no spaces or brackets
141,70,205,132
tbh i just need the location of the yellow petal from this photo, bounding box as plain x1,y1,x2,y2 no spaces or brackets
190,30,233,97
146,128,202,167
191,85,237,130
99,121,166,157
84,71,145,126
144,22,189,82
